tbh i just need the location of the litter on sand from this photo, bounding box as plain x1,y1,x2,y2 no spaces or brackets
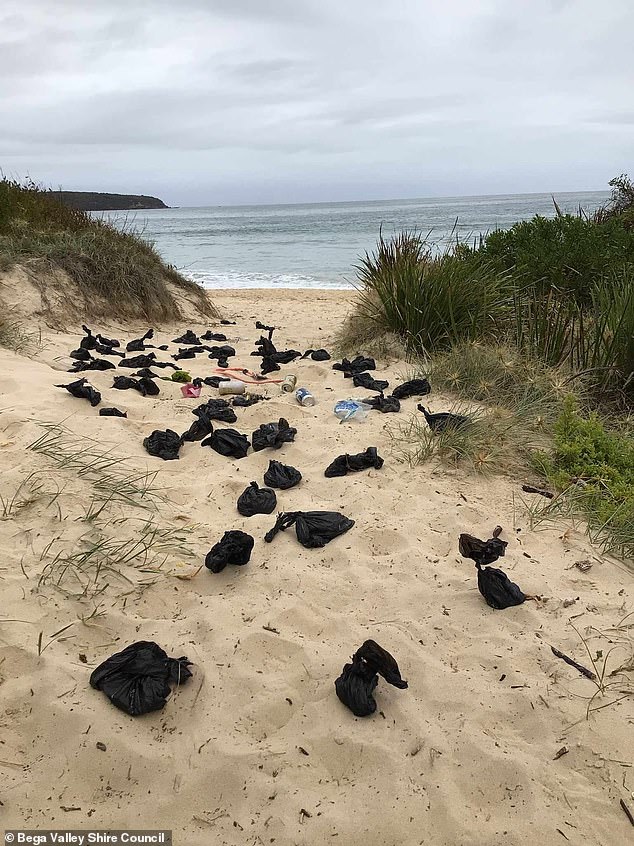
459,526,508,566
79,325,98,350
352,373,389,392
264,511,354,548
251,418,297,451
476,564,527,610
181,383,202,398
126,329,154,352
302,348,331,361
205,530,254,573
232,393,269,407
237,481,277,516
333,356,376,376
89,641,192,716
143,429,182,461
99,407,127,417
172,330,201,345
392,378,431,399
335,640,408,717
201,330,227,342
56,377,101,407
324,446,384,478
180,410,213,444
263,460,302,490
70,356,116,372
334,399,371,423
417,404,470,433
193,398,237,424
202,428,250,459
96,333,120,348
364,393,401,413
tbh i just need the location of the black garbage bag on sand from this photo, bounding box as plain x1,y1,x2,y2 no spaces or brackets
352,372,389,392
333,356,376,376
56,377,101,407
69,348,92,361
113,375,140,391
252,418,297,451
261,356,281,375
205,530,254,573
220,319,236,325
94,343,124,357
263,460,302,490
201,330,227,342
173,348,197,360
99,407,127,417
417,404,470,433
325,447,384,478
270,349,302,364
192,376,230,388
70,357,116,372
207,344,236,361
364,393,401,414
137,377,160,396
194,398,237,424
112,375,158,397
237,481,277,516
79,325,98,350
172,329,201,345
264,511,354,548
302,348,331,361
232,393,268,407
459,526,508,566
126,329,154,352
255,320,276,339
476,564,527,610
90,641,192,716
392,378,431,400
96,333,120,348
202,428,250,459
133,368,158,379
335,640,407,717
143,429,181,460
119,352,156,369
180,416,212,444
252,335,277,358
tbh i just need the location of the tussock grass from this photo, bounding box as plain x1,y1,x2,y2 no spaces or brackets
0,311,40,354
0,177,217,323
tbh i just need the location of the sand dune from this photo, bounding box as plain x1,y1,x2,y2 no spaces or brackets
0,289,632,845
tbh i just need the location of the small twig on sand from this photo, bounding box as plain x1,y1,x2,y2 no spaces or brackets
620,798,634,827
522,484,554,499
550,646,597,680
262,624,280,634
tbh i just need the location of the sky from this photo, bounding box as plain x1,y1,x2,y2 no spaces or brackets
2,0,633,206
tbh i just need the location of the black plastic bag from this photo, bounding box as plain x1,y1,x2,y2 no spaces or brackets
252,335,277,357
364,393,401,413
126,329,154,352
119,353,157,369
202,428,250,459
192,376,230,388
335,640,407,717
237,481,277,516
333,356,376,375
335,661,378,717
261,356,281,374
70,357,116,372
270,349,301,364
264,511,354,548
255,320,276,339
201,330,227,342
137,377,160,396
194,399,237,424
113,375,139,391
56,377,101,406
173,348,197,360
172,330,201,345
99,407,127,417
79,324,98,350
180,415,213,444
133,368,158,379
205,530,254,573
302,348,331,361
113,375,158,396
96,333,120,348
252,418,297,451
220,319,236,325
392,378,431,400
143,429,182,460
352,372,389,392
417,404,470,433
150,360,179,370
69,348,91,361
232,393,268,407
90,640,192,716
477,565,526,610
207,344,236,360
324,446,384,478
263,460,302,489
94,344,124,358
458,526,507,565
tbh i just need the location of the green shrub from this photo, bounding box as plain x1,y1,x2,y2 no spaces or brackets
0,177,216,323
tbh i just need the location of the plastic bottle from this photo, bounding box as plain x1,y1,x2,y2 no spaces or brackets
296,387,315,407
334,399,371,423
218,380,246,395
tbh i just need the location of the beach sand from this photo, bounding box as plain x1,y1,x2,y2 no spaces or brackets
0,288,632,845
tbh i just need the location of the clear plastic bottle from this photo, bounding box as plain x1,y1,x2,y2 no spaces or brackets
334,399,371,423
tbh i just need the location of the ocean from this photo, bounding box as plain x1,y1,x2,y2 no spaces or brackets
104,190,608,290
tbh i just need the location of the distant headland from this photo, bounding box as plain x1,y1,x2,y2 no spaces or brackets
54,191,168,211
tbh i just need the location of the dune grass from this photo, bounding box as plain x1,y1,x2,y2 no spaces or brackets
0,177,217,323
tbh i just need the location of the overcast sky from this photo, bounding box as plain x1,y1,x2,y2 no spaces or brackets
2,0,632,206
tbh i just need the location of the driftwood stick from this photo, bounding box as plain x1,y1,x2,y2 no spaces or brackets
522,484,554,499
550,646,597,680
620,799,634,827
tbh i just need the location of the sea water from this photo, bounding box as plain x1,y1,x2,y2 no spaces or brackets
103,191,607,290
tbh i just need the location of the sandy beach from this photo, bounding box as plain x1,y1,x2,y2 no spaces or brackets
0,288,632,845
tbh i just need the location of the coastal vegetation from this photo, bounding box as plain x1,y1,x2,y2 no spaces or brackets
344,174,634,559
0,177,215,323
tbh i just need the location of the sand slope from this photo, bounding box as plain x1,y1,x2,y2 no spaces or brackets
0,290,632,845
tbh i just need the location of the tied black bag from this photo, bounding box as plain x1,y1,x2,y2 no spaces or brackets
126,328,154,352
458,526,508,566
56,377,101,407
332,356,376,376
251,418,297,451
205,530,254,573
202,428,250,459
335,640,408,717
172,329,201,345
476,564,527,610
70,357,116,372
324,447,384,478
79,324,98,350
352,373,389,392
194,399,237,424
364,393,401,414
143,429,182,461
99,407,127,417
237,481,277,517
263,460,302,490
264,511,354,548
302,348,331,361
417,404,470,433
392,378,431,399
90,641,192,716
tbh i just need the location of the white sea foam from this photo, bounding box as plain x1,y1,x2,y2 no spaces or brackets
185,269,354,290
